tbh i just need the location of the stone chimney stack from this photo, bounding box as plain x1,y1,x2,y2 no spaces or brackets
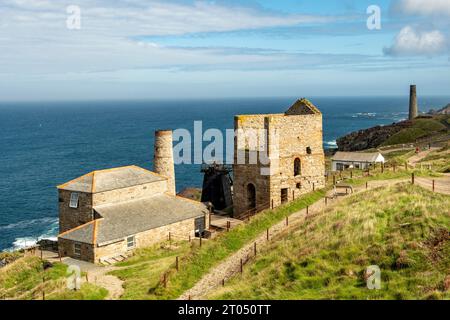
409,85,418,120
154,130,176,195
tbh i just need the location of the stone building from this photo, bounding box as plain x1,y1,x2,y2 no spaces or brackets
233,98,326,217
57,131,209,264
331,151,385,171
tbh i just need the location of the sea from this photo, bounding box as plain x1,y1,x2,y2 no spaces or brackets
1,96,449,251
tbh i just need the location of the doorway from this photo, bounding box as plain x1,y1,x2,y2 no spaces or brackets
281,188,288,204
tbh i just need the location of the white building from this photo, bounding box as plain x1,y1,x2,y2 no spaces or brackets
331,152,385,171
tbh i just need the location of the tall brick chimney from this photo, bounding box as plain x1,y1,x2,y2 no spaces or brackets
154,130,176,195
409,85,418,120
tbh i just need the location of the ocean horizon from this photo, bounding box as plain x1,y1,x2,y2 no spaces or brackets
1,96,449,251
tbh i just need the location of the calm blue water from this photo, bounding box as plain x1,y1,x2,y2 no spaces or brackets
0,96,449,251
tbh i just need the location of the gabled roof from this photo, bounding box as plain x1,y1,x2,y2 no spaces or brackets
58,194,208,245
332,152,384,162
285,98,321,116
57,165,166,193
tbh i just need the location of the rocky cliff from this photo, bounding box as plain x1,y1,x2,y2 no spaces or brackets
336,113,449,151
336,121,411,151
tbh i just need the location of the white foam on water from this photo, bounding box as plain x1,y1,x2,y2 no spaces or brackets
3,218,59,252
0,217,57,231
325,140,337,147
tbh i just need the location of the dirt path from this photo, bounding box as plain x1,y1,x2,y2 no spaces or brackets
178,178,414,300
408,147,440,167
42,256,124,300
415,174,450,195
84,265,123,300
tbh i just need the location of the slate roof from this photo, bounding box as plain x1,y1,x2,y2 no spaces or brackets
236,98,321,119
332,152,384,162
59,194,208,245
57,166,166,193
285,98,321,115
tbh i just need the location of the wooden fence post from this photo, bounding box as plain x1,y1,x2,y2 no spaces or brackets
333,175,336,185
199,235,202,247
411,173,415,185
42,276,45,300
286,216,289,226
254,242,257,256
325,197,328,205
271,200,274,210
266,228,269,241
366,182,368,189
350,170,353,179
313,183,315,191
432,180,435,192
227,221,230,232
176,256,179,271
240,259,243,274
222,279,225,287
306,205,309,216
292,190,295,200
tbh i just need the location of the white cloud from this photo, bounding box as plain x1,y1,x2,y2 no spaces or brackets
395,0,450,16
384,26,447,56
0,0,339,75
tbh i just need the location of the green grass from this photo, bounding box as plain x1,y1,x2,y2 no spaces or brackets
419,143,450,173
109,242,191,300
210,184,450,300
109,167,441,300
47,283,108,300
382,118,447,146
341,167,441,188
109,189,326,300
384,149,415,165
0,256,108,300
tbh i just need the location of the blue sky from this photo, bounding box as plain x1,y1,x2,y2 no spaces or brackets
0,0,449,101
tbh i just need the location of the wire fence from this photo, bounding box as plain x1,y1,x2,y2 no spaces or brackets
156,159,446,296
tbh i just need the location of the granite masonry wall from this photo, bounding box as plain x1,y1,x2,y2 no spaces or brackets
233,112,325,217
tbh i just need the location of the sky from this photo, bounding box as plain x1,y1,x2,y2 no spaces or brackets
0,0,449,101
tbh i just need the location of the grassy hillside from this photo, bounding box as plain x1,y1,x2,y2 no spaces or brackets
210,184,450,300
0,256,107,300
419,143,450,173
109,167,439,300
109,189,326,300
381,118,448,146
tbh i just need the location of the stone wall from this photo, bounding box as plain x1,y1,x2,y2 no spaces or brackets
92,180,168,206
58,190,94,233
154,130,176,195
58,238,95,262
233,112,325,216
94,215,209,263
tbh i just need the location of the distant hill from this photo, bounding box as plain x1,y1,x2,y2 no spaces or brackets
337,115,450,151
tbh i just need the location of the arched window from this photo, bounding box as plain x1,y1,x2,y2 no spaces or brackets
294,158,301,176
246,183,256,210
306,147,312,155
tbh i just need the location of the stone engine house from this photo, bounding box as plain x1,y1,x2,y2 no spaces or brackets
233,98,325,217
57,130,209,264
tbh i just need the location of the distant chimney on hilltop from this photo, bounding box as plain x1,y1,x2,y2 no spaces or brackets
409,85,418,120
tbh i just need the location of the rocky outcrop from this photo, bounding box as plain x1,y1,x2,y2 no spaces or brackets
428,104,450,115
336,120,411,151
